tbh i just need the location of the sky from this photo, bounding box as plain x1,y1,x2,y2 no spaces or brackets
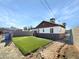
0,0,79,29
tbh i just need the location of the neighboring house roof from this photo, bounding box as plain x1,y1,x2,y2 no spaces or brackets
35,21,65,28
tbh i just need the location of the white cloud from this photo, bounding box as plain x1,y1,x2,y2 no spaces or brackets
62,0,79,10
57,0,79,21
0,15,28,29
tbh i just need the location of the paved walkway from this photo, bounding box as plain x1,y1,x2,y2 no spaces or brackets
0,42,25,59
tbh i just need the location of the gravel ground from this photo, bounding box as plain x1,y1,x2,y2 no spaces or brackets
64,45,79,59
0,42,25,59
25,41,79,59
0,41,79,59
26,41,66,59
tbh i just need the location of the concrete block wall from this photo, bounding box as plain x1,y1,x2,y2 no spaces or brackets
72,28,79,50
34,33,65,41
65,29,73,45
0,35,2,43
13,31,33,37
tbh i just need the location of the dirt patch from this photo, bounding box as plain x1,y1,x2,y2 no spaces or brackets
57,44,68,59
25,41,79,59
25,41,65,59
64,45,79,59
1,41,79,59
56,45,79,59
0,42,25,59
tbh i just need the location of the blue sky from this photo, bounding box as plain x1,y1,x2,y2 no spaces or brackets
0,0,79,29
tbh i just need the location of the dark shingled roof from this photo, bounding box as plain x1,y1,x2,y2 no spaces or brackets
35,21,65,28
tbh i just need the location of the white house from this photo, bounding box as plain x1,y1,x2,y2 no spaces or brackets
32,18,66,34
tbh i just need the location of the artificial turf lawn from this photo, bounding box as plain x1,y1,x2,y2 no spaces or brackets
13,36,50,55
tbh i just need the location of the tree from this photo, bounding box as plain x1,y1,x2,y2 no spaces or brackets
62,23,66,28
10,26,17,29
28,26,33,30
24,27,27,30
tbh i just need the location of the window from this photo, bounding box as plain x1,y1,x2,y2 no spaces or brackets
50,28,53,33
38,29,39,33
43,28,44,32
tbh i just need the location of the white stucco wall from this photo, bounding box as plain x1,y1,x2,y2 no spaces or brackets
39,28,50,33
53,26,65,34
32,26,65,34
32,29,38,33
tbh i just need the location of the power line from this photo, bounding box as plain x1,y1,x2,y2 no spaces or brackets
40,0,48,10
40,0,55,18
44,0,53,14
40,0,51,19
44,0,55,18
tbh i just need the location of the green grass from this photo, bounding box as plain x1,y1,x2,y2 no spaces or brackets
13,36,50,55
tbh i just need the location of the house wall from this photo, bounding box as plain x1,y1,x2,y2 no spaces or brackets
53,26,65,34
33,26,65,40
39,28,50,33
33,26,65,34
